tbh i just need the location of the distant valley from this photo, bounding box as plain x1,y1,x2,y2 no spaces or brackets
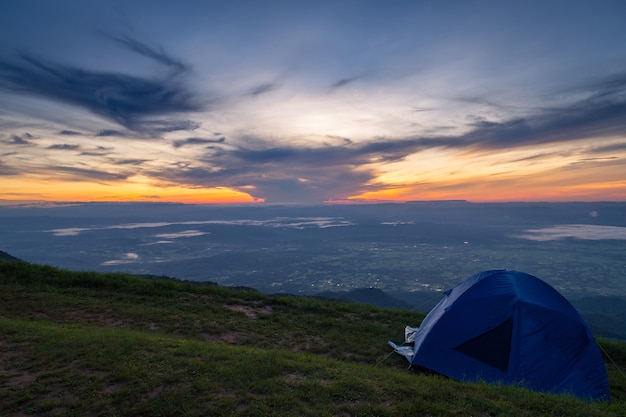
2,201,625,339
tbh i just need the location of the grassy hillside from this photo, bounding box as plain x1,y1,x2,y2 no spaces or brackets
1,259,625,416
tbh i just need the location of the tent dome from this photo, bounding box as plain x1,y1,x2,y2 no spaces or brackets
389,270,610,401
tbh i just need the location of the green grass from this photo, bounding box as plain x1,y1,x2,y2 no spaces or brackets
1,260,625,416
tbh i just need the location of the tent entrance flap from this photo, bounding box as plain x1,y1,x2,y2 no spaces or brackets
453,316,513,372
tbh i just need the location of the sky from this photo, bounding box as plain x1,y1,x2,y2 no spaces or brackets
1,0,625,204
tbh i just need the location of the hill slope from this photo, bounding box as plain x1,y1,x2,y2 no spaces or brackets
0,250,22,262
1,259,625,416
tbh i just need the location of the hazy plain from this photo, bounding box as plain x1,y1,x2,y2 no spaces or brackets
1,201,624,299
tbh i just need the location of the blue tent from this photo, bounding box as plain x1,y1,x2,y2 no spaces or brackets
389,270,611,401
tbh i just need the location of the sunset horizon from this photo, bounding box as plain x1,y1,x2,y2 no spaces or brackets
2,1,625,205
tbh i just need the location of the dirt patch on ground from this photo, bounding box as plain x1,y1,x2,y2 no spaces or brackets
84,308,128,327
283,373,306,384
1,371,38,389
283,373,332,386
225,304,273,319
291,335,329,354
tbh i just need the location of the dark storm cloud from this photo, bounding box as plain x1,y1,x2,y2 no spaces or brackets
0,36,203,135
48,144,81,150
172,136,226,148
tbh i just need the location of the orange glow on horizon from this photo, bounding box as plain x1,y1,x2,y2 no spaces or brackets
348,180,626,203
0,176,264,205
2,169,625,205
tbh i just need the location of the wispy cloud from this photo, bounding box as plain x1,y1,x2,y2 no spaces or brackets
48,144,81,150
95,129,125,137
103,34,190,74
49,166,130,182
244,83,279,97
110,158,149,166
588,142,626,154
0,162,18,175
151,70,626,203
172,137,226,148
456,71,626,150
330,76,359,90
80,146,113,157
148,136,433,202
58,130,82,136
0,36,204,135
5,133,35,146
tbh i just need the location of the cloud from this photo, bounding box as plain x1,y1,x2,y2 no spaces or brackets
58,130,82,136
455,71,626,150
141,119,200,133
411,106,434,113
49,166,130,182
80,146,113,157
588,142,626,154
0,36,204,135
151,69,626,203
48,144,81,150
0,162,18,175
110,158,149,165
149,136,434,203
230,138,429,167
571,157,619,164
80,151,109,156
153,161,373,204
103,34,190,74
95,129,124,137
2,23,623,204
245,83,279,97
6,133,35,145
172,137,226,148
330,76,359,90
508,152,561,164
